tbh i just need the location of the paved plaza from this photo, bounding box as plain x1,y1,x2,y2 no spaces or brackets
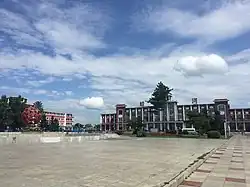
0,137,225,187
179,135,250,187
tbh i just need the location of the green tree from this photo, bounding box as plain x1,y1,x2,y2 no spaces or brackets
49,117,60,132
210,111,224,133
33,101,44,113
0,95,13,131
128,117,145,136
8,95,27,130
186,111,210,135
94,124,100,131
148,82,173,110
33,101,47,131
40,114,48,131
74,123,83,132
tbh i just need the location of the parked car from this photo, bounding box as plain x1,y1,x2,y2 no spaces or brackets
182,127,198,135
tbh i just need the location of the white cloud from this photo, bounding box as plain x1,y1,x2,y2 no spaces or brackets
26,77,55,87
79,97,104,109
136,0,250,42
0,1,109,52
65,91,73,96
0,86,30,94
35,20,104,52
33,89,47,95
174,54,229,76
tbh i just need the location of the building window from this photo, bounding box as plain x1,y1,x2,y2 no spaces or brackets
178,107,182,110
230,112,234,115
118,110,123,115
246,111,249,114
209,106,213,109
193,106,197,109
237,111,241,114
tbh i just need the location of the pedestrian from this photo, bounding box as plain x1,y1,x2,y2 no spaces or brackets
12,136,16,143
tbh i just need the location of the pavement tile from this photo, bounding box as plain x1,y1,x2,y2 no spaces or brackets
195,169,211,173
225,177,246,183
211,156,221,159
229,167,245,171
204,161,217,164
215,152,224,155
180,180,202,187
231,160,244,163
223,181,246,187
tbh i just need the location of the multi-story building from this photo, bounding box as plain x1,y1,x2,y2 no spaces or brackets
45,111,74,130
100,98,250,132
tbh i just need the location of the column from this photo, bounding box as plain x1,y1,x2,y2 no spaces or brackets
234,110,238,131
141,108,144,121
135,108,138,118
182,105,185,121
153,112,156,129
104,115,107,131
166,103,169,121
182,122,186,128
159,110,163,121
174,103,178,121
242,109,246,131
129,108,132,120
160,110,163,131
153,112,155,122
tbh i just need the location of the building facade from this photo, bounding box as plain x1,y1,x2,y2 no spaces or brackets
45,111,74,130
100,99,250,132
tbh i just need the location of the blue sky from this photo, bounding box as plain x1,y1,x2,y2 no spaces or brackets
1,0,250,124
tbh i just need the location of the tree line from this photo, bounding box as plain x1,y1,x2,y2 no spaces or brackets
0,95,60,132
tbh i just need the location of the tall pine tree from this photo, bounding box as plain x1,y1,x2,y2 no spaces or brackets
148,82,173,110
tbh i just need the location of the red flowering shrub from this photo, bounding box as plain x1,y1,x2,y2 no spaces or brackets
21,106,42,125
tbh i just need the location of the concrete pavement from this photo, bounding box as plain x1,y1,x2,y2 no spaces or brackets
179,135,250,187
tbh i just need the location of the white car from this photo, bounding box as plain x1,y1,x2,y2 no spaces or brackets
182,127,198,135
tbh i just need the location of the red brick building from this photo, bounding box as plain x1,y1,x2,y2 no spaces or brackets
100,98,250,132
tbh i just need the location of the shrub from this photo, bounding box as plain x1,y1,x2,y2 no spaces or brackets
136,131,146,137
182,130,189,135
207,131,221,139
115,130,124,135
169,130,177,134
180,134,199,138
123,131,133,136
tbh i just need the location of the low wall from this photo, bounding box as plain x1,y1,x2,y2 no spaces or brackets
0,133,120,145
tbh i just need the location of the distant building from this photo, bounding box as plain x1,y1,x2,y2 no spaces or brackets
100,98,250,132
44,111,74,130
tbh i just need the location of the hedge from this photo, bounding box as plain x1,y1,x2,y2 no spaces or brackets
207,130,221,139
